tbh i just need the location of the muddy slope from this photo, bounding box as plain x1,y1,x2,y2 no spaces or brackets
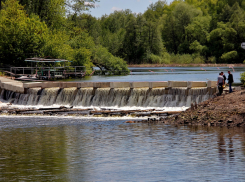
163,90,245,127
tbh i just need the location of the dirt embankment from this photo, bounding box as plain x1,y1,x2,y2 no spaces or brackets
162,90,245,127
128,63,245,67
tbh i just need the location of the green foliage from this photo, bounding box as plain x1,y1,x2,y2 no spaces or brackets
0,0,128,75
169,54,193,64
240,72,245,86
147,53,170,64
207,56,216,64
40,30,73,62
221,51,238,62
167,54,205,64
189,41,205,54
65,0,99,14
0,0,47,66
3,0,245,72
92,45,129,75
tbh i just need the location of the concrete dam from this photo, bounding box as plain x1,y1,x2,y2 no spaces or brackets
0,77,217,108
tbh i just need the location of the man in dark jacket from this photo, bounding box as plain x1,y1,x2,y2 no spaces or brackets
221,72,226,84
227,71,234,93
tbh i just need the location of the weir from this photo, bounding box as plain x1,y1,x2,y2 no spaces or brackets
0,77,217,108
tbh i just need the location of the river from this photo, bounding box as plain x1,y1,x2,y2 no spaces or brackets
0,116,245,181
1,67,245,181
63,66,245,83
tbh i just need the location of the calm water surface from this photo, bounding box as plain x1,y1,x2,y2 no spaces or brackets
1,116,245,181
64,67,245,83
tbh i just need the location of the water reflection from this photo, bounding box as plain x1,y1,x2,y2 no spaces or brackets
0,126,68,181
0,117,245,181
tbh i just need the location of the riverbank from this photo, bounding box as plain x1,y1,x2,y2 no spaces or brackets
157,90,245,127
128,63,245,67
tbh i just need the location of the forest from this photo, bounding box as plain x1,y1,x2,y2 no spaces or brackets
1,0,245,74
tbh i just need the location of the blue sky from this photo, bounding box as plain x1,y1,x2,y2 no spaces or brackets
88,0,173,18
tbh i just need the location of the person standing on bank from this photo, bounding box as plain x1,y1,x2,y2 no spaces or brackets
217,73,224,96
227,70,234,93
221,71,226,85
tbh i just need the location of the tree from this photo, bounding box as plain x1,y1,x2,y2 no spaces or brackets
16,0,66,29
65,0,99,15
92,45,129,75
0,0,47,66
163,2,202,54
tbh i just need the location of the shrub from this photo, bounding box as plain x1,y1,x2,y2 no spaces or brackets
240,72,245,86
193,56,205,64
169,54,193,64
221,51,238,63
207,56,216,64
148,54,170,64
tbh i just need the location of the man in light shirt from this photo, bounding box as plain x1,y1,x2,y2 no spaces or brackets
217,72,224,96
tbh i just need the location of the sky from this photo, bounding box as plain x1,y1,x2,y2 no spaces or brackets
88,0,173,18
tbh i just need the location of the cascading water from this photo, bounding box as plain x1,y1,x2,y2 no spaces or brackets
0,87,215,109
38,88,60,106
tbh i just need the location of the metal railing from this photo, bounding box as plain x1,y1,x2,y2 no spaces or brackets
0,66,86,79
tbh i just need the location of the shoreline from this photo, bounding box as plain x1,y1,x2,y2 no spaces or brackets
157,90,245,127
128,63,245,67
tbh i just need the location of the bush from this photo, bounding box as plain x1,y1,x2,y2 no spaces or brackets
240,72,245,86
193,56,205,64
221,51,238,63
148,54,170,64
207,56,216,64
169,54,193,64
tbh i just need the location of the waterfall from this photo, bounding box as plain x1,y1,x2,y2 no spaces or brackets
0,87,214,108
73,88,93,106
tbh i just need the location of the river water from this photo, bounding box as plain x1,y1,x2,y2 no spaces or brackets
64,66,245,83
1,67,245,181
1,116,245,181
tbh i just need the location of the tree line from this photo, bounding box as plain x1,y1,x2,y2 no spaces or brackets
1,0,245,75
79,0,245,64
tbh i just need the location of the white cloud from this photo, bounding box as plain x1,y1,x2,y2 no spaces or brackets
111,7,122,12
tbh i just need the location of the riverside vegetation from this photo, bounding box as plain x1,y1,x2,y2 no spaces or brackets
1,0,245,74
